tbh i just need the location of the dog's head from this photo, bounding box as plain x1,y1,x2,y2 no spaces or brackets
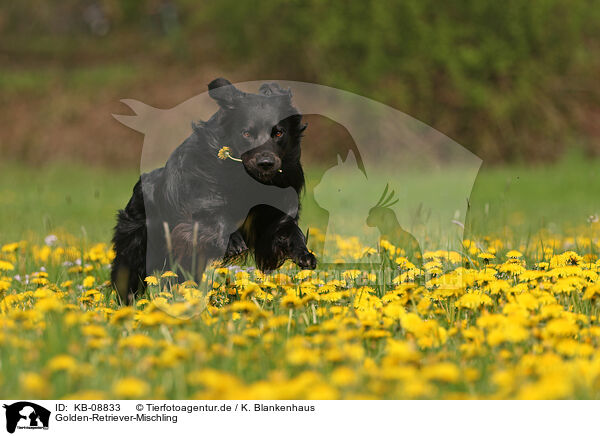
208,78,307,184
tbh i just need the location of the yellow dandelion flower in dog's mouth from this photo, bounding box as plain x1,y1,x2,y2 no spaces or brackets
217,146,242,162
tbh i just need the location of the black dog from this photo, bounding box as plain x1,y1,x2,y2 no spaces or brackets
111,78,317,303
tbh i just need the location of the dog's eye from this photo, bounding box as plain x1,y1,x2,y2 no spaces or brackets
274,129,284,138
242,131,251,138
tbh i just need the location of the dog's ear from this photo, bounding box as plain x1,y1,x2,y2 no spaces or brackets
259,82,292,98
208,78,244,109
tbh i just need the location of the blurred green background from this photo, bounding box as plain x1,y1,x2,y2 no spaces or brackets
1,0,599,242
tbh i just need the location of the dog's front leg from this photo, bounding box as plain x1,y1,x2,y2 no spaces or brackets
255,217,316,271
277,220,317,269
286,224,317,270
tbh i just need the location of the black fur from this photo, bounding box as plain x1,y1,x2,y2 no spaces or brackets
111,78,316,304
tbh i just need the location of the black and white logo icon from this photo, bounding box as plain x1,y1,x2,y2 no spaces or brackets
3,402,50,434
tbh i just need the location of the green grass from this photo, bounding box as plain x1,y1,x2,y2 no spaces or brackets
466,151,600,237
2,152,600,244
0,162,138,242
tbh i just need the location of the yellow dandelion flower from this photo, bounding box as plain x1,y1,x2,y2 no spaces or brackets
506,250,522,259
144,276,159,286
331,366,357,387
21,372,49,396
583,284,600,300
545,318,578,337
112,377,150,398
363,329,390,339
82,276,95,288
456,292,493,309
47,355,78,373
217,146,242,162
487,324,529,347
1,242,19,253
119,334,155,349
0,260,15,271
110,306,135,324
217,146,231,159
187,369,241,389
35,297,64,313
0,279,10,291
82,324,107,338
385,339,420,363
280,293,302,309
422,362,460,383
136,298,150,307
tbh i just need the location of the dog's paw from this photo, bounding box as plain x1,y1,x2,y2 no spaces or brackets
296,251,317,270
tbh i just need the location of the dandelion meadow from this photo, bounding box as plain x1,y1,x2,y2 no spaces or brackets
2,154,600,401
4,156,600,401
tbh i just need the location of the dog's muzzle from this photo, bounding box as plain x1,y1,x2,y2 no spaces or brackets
246,151,282,180
256,152,279,171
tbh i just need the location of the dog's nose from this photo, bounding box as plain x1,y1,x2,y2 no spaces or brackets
257,155,276,170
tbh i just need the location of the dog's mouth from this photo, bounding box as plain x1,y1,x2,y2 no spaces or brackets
241,151,282,184
244,165,281,183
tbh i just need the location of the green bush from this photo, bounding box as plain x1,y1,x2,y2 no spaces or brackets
192,0,600,162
